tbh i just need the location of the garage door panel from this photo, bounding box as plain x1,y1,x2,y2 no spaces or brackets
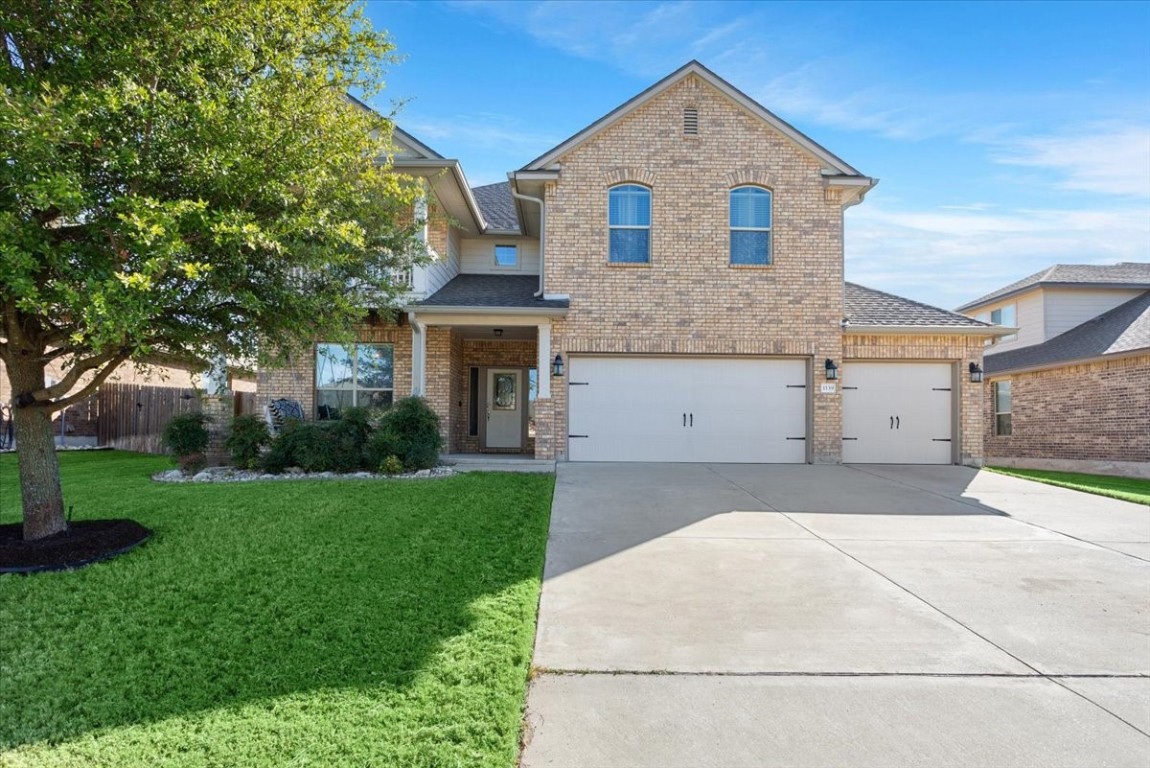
568,357,808,463
843,362,953,465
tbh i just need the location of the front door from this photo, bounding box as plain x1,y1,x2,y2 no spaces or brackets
486,369,523,449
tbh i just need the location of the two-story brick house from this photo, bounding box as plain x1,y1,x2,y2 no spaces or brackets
957,263,1150,478
259,61,1000,466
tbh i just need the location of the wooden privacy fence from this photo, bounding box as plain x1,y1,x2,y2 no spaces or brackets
97,383,257,454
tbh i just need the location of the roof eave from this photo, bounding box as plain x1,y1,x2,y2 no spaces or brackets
955,281,1150,313
406,305,569,317
844,324,1010,336
986,347,1150,377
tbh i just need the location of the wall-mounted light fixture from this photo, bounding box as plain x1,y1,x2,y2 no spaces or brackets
824,358,838,380
552,353,565,378
493,328,503,338
969,362,983,383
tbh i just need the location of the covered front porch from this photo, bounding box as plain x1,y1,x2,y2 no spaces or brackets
409,310,564,460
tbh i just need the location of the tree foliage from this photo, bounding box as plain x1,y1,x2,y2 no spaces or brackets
0,0,421,537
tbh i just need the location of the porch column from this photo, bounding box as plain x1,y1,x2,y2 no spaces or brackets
537,322,551,399
410,314,426,396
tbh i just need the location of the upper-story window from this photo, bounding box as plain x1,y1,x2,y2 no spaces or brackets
976,303,1018,344
729,186,772,265
608,184,651,263
494,244,518,268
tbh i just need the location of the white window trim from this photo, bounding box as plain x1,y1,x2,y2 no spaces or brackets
493,244,519,269
315,342,395,418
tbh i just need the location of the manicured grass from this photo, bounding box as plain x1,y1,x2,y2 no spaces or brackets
988,466,1150,506
0,452,554,767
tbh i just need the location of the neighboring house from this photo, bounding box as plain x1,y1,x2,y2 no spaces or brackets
956,263,1150,478
0,357,255,448
260,61,1002,466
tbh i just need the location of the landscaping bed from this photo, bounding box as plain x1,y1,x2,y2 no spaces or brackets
0,519,152,574
0,451,554,767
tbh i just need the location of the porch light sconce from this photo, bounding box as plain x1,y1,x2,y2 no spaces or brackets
969,362,984,383
552,353,565,378
493,328,503,338
824,359,838,381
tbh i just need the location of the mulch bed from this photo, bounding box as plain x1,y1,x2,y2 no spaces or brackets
0,519,152,574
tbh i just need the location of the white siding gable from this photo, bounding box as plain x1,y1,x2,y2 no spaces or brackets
461,236,540,275
1043,287,1146,339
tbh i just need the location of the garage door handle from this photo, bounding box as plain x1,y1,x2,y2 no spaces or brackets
689,413,693,427
890,416,894,430
683,413,686,427
896,416,900,430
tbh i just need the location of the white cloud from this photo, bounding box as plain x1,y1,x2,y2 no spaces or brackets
846,203,1150,309
994,124,1150,198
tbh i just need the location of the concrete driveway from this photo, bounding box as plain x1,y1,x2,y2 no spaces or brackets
521,463,1150,768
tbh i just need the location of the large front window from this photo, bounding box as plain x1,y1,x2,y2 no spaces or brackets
315,342,394,419
608,184,651,263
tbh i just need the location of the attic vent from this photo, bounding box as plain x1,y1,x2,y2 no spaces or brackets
683,107,698,135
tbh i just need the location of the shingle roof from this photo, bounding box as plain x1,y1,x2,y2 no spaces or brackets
985,291,1150,374
416,274,568,309
956,262,1150,311
845,283,992,328
471,182,520,232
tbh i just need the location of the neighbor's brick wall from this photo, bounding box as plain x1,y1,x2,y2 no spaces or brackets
985,354,1150,464
256,317,413,419
842,333,987,465
543,74,846,461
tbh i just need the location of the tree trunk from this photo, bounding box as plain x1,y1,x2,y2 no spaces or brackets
7,359,67,540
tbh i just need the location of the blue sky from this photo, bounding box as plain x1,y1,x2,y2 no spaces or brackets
361,0,1150,310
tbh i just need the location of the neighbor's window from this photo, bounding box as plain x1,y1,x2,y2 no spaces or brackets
978,304,1018,345
994,380,1012,436
729,186,772,265
608,184,651,263
495,244,518,267
315,342,394,420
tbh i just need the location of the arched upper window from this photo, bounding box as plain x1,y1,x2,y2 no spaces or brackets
729,186,772,265
608,184,651,263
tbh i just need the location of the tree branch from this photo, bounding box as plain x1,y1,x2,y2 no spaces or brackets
36,353,130,412
30,349,120,402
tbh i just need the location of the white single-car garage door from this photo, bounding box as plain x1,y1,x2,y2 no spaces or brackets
567,356,808,463
842,362,954,464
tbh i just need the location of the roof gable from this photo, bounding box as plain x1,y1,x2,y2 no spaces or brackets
521,60,865,178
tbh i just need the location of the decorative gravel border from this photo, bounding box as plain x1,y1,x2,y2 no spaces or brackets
152,466,455,483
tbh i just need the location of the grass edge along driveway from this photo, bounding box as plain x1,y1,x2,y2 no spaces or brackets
0,451,554,768
988,465,1150,506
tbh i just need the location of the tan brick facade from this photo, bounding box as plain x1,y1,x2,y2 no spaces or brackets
843,334,988,465
543,74,846,461
985,354,1150,467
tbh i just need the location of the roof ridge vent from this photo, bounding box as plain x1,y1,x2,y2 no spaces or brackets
683,107,698,135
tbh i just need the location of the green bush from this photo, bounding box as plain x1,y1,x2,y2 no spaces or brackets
261,408,375,474
380,455,404,476
366,397,443,471
162,412,210,472
224,414,270,469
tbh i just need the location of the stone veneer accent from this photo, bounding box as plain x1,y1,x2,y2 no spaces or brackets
985,354,1150,470
842,333,988,466
542,74,847,461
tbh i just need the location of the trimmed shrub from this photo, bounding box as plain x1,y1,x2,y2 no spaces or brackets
261,408,375,474
162,412,210,473
366,397,443,471
380,455,404,476
224,414,270,469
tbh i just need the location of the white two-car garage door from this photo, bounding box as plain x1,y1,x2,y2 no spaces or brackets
567,356,808,463
842,362,955,464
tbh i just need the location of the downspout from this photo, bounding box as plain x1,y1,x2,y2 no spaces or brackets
508,174,546,298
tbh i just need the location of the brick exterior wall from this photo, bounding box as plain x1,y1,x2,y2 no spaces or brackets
843,334,987,466
542,74,847,461
985,354,1150,466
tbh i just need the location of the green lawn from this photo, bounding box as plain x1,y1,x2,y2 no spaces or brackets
988,466,1150,506
0,452,554,767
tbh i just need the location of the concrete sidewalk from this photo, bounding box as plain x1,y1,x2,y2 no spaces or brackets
521,463,1150,767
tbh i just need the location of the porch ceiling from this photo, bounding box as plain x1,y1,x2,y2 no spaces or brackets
452,325,537,340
